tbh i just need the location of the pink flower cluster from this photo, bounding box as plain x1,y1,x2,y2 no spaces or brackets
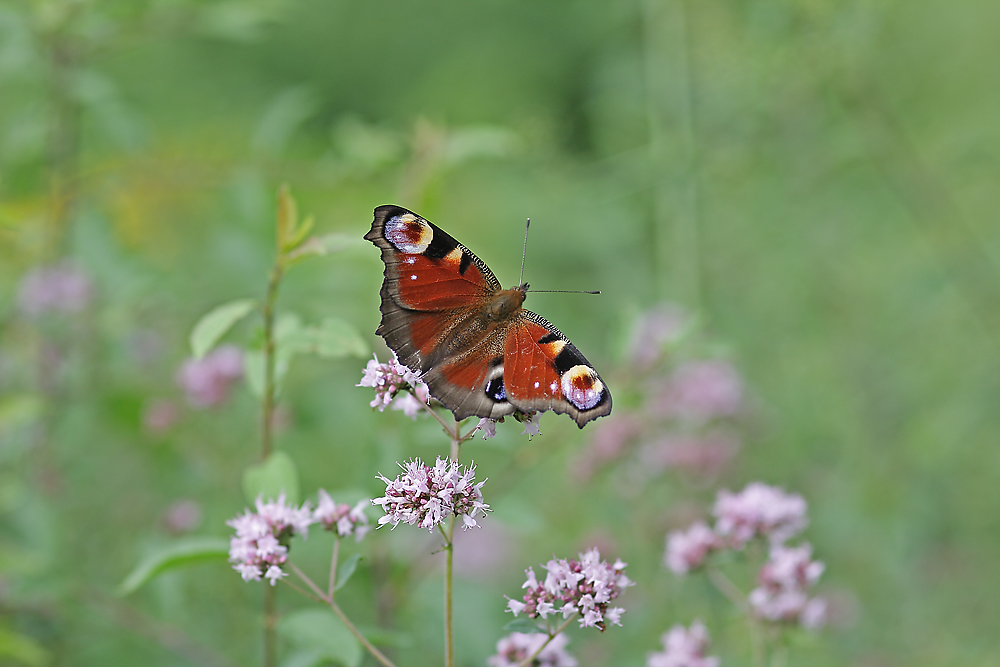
176,345,244,408
227,493,313,586
357,353,430,419
17,262,94,317
487,632,577,667
506,548,632,630
665,482,826,629
646,621,719,667
749,544,827,628
475,410,542,441
372,457,489,532
654,360,744,422
314,490,370,541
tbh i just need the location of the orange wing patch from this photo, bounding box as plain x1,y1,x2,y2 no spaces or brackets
504,321,563,402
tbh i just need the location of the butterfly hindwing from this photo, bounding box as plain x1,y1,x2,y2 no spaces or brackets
503,311,612,427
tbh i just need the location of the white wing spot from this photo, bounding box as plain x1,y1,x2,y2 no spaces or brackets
406,257,416,264
410,275,417,280
534,381,540,388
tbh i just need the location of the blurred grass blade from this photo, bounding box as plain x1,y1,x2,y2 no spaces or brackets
278,609,362,667
334,554,361,592
117,538,229,596
0,627,49,667
189,299,257,359
243,451,300,506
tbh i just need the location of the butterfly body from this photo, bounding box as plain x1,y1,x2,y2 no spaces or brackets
366,205,611,427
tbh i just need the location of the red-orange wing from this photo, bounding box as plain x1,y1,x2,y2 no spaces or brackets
503,311,612,428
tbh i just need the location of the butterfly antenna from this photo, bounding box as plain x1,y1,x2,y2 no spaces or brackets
528,289,602,295
518,218,530,286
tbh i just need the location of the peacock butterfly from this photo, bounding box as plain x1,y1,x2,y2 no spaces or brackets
365,205,611,428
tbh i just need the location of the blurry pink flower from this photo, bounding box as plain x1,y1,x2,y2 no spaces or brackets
629,303,689,367
573,415,642,480
391,383,430,420
17,262,94,317
638,432,739,477
646,620,720,667
143,399,180,434
665,521,720,575
313,490,370,542
506,548,631,630
163,499,203,534
176,345,244,408
488,632,576,667
453,522,516,578
654,360,743,422
519,411,542,440
713,482,807,547
749,543,826,629
475,418,498,439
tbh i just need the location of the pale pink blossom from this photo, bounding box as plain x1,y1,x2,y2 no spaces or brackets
713,482,807,547
176,345,244,408
143,399,180,434
487,632,577,667
506,548,631,631
665,522,720,575
647,620,720,667
519,412,542,440
357,353,430,414
629,304,689,367
227,493,314,585
372,457,489,532
475,417,498,439
313,490,370,541
163,499,202,534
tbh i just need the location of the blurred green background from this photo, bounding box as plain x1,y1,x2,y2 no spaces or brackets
2,0,999,665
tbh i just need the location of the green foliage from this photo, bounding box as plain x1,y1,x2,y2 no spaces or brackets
118,538,230,596
334,554,361,593
278,610,362,667
243,451,300,506
189,298,258,359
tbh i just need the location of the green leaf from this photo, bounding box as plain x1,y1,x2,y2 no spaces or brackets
334,554,362,591
117,537,229,596
288,214,315,250
189,299,257,359
281,648,328,667
0,627,49,667
243,451,299,506
313,318,369,358
502,617,545,634
278,609,362,667
243,348,290,399
317,233,368,254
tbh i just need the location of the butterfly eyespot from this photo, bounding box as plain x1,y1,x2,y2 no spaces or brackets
485,376,507,403
561,365,604,411
385,214,433,253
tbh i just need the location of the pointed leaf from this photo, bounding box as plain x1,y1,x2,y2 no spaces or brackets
242,451,299,506
334,554,362,591
287,214,315,250
502,617,545,634
190,299,257,359
314,318,369,358
276,184,297,249
117,537,229,596
278,609,362,667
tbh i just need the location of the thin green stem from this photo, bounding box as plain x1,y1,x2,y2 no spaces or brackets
444,515,454,667
261,264,283,460
328,536,341,599
288,564,398,667
263,586,276,667
514,614,578,667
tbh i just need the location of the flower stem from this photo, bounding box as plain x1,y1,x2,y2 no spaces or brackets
444,516,454,667
261,263,283,460
514,614,578,667
263,585,277,667
288,564,398,667
328,536,341,599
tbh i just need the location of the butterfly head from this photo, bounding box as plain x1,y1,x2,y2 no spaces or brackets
485,284,528,322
